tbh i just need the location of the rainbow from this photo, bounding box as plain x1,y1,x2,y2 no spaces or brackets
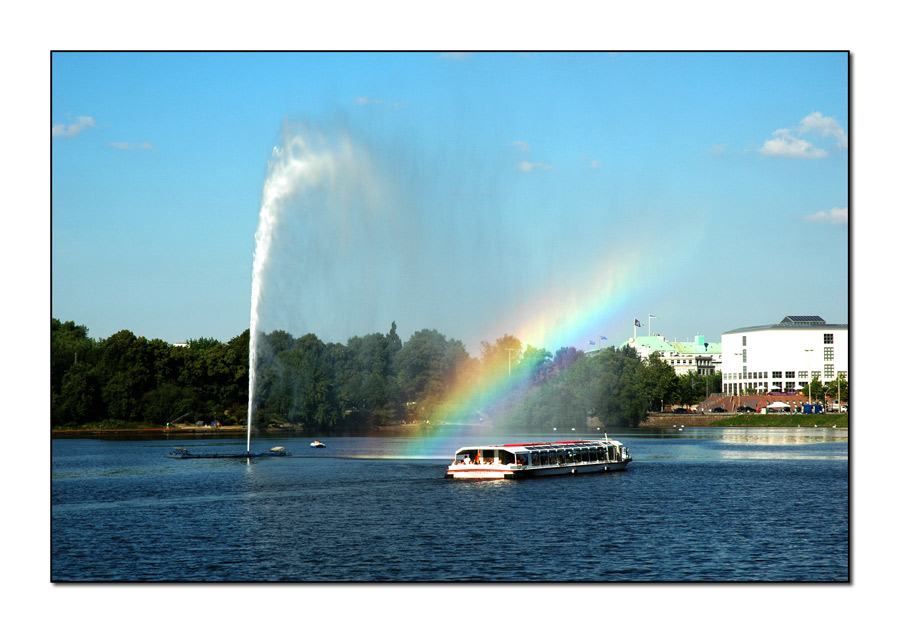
399,242,678,458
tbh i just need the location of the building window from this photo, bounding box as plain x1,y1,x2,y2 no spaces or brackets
786,382,795,391
772,371,782,378
824,347,834,361
742,336,747,346
742,349,747,362
825,364,835,379
824,333,833,344
838,371,847,380
785,371,795,379
799,371,808,379
772,382,782,390
812,371,821,379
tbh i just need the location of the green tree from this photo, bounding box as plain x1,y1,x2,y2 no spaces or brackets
395,329,471,420
589,347,648,427
825,375,849,404
675,371,720,405
802,376,825,401
95,330,155,421
641,353,679,412
58,363,102,425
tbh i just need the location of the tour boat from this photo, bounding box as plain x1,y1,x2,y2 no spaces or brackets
310,440,326,448
446,437,632,479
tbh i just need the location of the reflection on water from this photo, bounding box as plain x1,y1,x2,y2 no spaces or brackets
714,427,847,461
718,427,848,445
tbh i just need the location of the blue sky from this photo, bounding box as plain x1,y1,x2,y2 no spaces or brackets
51,52,848,352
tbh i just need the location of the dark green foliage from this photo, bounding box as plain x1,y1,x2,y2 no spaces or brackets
675,370,722,405
50,320,250,428
52,318,809,432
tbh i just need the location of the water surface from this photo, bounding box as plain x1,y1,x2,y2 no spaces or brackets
51,428,848,581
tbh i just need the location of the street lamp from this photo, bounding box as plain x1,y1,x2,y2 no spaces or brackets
804,348,813,405
733,352,742,411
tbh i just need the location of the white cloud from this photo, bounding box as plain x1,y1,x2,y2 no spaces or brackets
758,111,847,158
51,115,96,138
109,141,154,150
759,128,828,159
803,206,848,225
510,141,530,152
516,161,554,173
799,112,847,148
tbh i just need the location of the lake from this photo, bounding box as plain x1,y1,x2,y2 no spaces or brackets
51,427,848,582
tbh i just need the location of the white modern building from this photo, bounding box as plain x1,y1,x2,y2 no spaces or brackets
624,334,722,376
721,316,848,396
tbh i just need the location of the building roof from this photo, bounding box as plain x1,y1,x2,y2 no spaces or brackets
671,340,722,354
781,316,825,325
724,316,847,335
623,335,721,355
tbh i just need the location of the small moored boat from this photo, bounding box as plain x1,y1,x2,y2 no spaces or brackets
310,440,326,448
446,436,632,479
167,447,192,459
267,446,291,456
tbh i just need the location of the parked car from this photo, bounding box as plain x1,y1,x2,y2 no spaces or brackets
736,405,756,413
709,406,726,413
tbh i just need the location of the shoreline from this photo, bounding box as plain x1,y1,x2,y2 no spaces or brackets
51,413,848,438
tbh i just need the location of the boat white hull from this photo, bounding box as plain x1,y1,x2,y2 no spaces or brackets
446,459,630,480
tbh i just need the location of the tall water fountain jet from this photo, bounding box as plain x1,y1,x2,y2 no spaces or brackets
247,124,377,450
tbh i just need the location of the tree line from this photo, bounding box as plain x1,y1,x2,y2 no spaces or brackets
51,318,723,431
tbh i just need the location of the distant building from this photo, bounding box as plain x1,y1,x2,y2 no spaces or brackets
720,316,848,396
623,334,722,376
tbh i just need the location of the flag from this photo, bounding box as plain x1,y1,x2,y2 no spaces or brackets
589,340,596,346
649,314,657,319
635,319,642,327
600,336,608,341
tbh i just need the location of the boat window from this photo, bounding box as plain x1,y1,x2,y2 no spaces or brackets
556,450,565,466
589,449,597,462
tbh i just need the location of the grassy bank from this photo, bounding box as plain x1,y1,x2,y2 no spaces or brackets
707,413,848,427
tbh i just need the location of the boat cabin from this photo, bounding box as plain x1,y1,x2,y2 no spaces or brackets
453,441,625,467
447,438,632,479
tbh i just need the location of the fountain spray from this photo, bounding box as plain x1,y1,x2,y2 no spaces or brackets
247,124,374,451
